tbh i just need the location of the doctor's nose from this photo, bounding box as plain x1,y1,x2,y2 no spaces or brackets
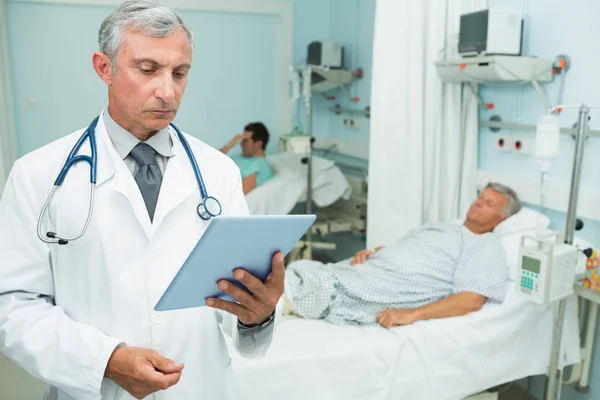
154,74,176,104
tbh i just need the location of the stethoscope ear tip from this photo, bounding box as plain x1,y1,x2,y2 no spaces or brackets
46,231,69,245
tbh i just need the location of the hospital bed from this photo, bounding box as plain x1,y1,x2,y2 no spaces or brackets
245,152,352,216
245,152,364,259
226,284,580,400
224,211,584,400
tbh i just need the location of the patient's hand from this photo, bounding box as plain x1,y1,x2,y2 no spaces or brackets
349,249,374,265
377,309,417,328
231,134,244,145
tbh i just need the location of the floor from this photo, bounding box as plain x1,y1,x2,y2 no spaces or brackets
0,354,47,400
498,383,539,400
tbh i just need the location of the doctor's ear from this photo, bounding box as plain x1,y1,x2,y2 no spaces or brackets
92,52,115,85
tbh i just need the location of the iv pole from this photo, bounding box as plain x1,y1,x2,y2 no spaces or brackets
303,66,314,260
545,104,591,400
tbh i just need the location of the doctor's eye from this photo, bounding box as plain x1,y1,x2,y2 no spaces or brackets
173,71,188,79
141,68,155,75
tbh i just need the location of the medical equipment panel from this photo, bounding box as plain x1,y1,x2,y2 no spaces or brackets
307,41,344,68
517,233,578,304
435,55,553,83
459,9,523,56
278,133,312,155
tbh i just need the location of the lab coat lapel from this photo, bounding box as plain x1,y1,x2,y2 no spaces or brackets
151,129,198,231
93,117,116,188
94,116,153,237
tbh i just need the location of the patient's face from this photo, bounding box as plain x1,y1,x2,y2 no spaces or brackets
240,130,262,157
466,188,509,229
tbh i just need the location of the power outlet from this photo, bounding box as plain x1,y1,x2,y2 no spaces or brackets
343,117,360,129
496,135,514,152
513,137,533,154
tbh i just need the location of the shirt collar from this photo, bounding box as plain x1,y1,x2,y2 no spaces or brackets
103,109,175,160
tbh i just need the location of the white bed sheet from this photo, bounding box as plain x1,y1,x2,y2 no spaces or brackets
226,284,581,400
245,153,352,215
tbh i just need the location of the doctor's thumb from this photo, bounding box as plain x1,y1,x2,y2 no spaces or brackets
150,353,184,373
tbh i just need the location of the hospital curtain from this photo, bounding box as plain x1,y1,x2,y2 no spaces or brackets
0,0,17,196
366,0,485,249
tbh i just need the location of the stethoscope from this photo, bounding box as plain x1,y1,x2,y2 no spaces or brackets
37,115,222,245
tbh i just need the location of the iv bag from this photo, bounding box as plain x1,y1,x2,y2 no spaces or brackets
535,115,560,172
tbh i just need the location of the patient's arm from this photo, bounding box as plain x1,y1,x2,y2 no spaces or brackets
242,173,258,194
220,134,243,153
377,292,486,328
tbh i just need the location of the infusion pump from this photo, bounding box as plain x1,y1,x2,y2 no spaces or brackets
517,233,578,304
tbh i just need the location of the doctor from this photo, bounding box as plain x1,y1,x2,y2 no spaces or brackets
0,1,282,399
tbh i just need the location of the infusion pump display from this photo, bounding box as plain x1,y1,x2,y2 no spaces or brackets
517,234,577,304
520,255,541,294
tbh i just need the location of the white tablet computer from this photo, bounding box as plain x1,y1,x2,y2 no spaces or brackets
154,214,316,311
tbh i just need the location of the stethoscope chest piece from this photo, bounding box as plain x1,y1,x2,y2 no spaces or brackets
197,196,222,220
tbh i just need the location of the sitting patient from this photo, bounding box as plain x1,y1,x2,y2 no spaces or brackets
284,182,521,327
220,122,275,194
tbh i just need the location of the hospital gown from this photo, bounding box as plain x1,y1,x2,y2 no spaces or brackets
230,154,274,186
285,222,508,326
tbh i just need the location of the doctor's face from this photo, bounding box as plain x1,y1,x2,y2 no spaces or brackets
93,27,192,138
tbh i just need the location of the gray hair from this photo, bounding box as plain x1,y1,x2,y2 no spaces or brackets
485,182,522,218
98,0,194,69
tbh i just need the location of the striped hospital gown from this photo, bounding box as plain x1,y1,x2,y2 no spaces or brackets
285,222,508,326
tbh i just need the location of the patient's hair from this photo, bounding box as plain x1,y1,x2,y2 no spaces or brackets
485,182,521,218
99,0,194,71
244,122,270,150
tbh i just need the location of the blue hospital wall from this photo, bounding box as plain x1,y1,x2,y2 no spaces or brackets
326,0,375,148
279,0,375,163
273,0,333,146
480,1,600,399
5,0,333,158
317,0,375,259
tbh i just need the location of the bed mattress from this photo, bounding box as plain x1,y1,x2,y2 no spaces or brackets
245,153,351,215
226,284,580,400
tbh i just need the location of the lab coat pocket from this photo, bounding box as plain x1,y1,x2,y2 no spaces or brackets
217,329,233,370
214,311,233,369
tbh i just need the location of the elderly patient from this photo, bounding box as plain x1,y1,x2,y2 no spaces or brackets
284,182,521,327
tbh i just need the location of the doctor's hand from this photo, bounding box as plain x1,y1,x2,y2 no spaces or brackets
207,252,285,325
105,346,184,399
349,249,374,265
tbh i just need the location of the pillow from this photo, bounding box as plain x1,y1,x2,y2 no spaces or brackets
500,231,535,281
493,207,551,236
494,208,552,281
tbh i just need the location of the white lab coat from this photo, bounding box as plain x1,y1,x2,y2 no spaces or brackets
0,113,278,400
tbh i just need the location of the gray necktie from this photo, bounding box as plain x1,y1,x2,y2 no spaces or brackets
129,142,162,222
